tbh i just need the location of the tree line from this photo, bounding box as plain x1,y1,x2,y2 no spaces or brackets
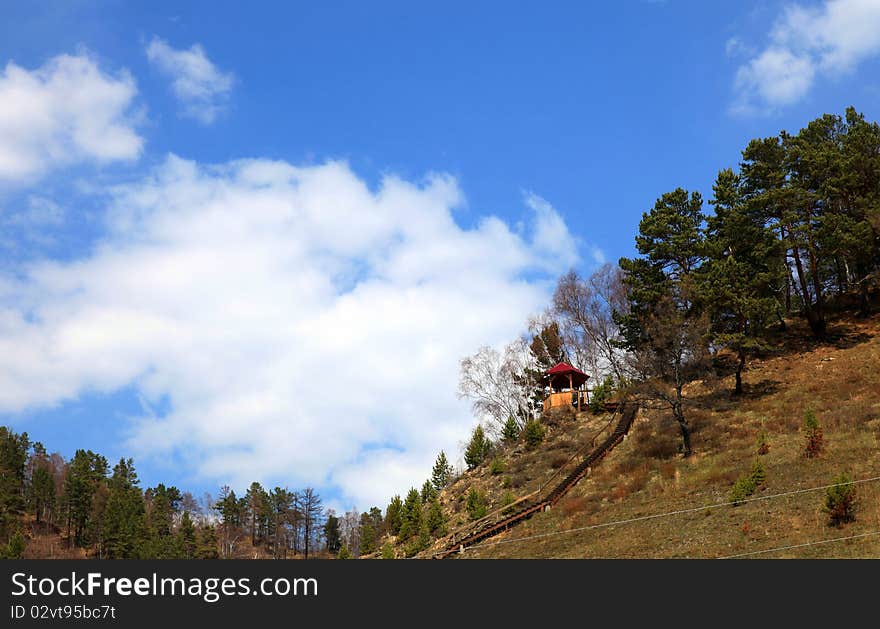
0,426,336,559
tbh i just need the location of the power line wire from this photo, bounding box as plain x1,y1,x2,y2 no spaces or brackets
442,473,880,556
719,530,880,559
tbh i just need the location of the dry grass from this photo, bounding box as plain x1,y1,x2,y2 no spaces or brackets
462,311,880,559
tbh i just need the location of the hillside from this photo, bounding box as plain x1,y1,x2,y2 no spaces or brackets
415,310,880,559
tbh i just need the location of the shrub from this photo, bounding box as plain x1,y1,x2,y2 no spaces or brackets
756,429,770,455
500,491,516,514
501,416,521,444
523,420,546,449
489,458,506,475
466,488,487,521
729,460,766,507
589,375,615,414
823,473,857,527
1,530,25,559
337,545,351,559
550,454,569,469
729,476,756,506
501,475,512,488
380,542,396,559
749,459,766,488
803,409,824,458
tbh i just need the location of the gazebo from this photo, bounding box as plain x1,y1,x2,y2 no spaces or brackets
543,362,590,413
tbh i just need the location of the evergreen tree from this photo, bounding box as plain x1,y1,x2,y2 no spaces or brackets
0,427,30,543
176,511,198,559
380,542,396,559
196,524,220,559
464,425,491,470
143,483,181,558
62,449,107,548
420,479,437,503
359,507,384,554
465,488,487,520
701,169,784,394
25,442,55,530
268,487,293,559
618,188,709,456
244,482,270,547
1,529,25,559
385,495,403,536
398,488,422,540
100,458,145,559
501,416,521,444
426,497,446,536
522,419,546,449
324,513,341,554
430,451,454,490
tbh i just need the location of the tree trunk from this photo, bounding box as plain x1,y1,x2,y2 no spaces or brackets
781,225,792,317
734,349,745,395
672,394,692,457
857,262,871,316
791,244,824,337
804,219,826,338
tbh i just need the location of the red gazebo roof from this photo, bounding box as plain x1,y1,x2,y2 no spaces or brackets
545,362,589,387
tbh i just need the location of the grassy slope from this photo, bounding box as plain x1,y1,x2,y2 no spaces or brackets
443,311,880,559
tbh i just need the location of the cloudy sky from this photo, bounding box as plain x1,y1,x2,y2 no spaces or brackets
1,0,879,511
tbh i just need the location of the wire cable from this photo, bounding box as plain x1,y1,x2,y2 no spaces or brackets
445,473,880,556
719,530,880,559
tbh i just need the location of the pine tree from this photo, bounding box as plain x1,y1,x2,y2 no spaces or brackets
701,169,783,394
177,511,198,559
823,473,857,527
26,443,55,529
618,188,709,456
465,488,487,521
398,488,422,540
426,497,446,536
803,409,824,457
244,482,269,546
464,425,491,470
100,458,145,559
1,529,25,559
359,507,383,554
522,419,546,449
196,524,220,559
324,513,341,554
62,449,108,548
143,483,182,558
385,495,403,536
501,416,521,443
431,451,454,490
421,480,436,503
0,427,30,543
380,542,396,559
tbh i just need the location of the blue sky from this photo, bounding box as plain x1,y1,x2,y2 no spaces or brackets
1,0,879,511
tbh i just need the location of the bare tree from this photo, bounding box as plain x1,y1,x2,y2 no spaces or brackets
553,264,629,384
339,508,361,556
457,339,538,431
300,488,322,559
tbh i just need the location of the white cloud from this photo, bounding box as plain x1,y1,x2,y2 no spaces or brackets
522,191,580,271
146,38,234,124
731,0,880,113
0,53,142,182
0,156,578,509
